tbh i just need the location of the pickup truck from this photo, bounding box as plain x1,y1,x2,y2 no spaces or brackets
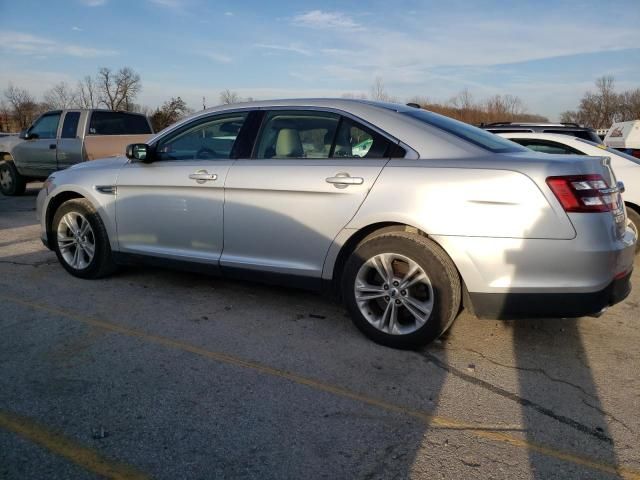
0,109,153,195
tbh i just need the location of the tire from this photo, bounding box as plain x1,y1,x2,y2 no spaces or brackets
0,160,27,196
341,231,461,349
52,198,117,279
626,206,640,254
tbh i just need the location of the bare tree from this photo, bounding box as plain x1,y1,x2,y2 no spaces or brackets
219,89,240,105
370,76,389,101
96,67,142,111
78,75,99,108
3,83,41,129
619,88,640,121
0,100,12,132
341,92,368,100
43,81,78,109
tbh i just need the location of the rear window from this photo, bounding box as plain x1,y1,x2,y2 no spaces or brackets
404,110,527,153
576,138,640,165
88,111,152,135
543,129,599,142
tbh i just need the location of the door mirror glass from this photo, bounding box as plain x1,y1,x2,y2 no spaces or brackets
126,143,153,162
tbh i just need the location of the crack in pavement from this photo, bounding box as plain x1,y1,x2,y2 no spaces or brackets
464,347,599,401
581,398,634,433
0,259,57,267
418,350,614,444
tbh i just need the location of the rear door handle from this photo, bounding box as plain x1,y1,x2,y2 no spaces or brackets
189,170,218,184
326,173,364,188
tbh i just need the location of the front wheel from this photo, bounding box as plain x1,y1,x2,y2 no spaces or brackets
0,161,27,196
342,231,461,349
52,199,117,279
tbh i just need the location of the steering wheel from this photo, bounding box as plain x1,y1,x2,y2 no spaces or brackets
195,147,218,159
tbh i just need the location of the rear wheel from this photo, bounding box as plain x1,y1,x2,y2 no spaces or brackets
626,206,640,254
342,231,461,349
52,199,117,279
0,160,26,196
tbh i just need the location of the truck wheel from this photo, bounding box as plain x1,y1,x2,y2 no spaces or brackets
0,160,27,196
52,199,117,279
341,231,461,349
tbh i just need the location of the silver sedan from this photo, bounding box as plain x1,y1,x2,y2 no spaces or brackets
36,99,636,348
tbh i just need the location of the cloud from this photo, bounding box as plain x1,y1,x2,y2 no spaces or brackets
292,10,362,30
148,0,183,8
0,31,117,57
254,43,311,56
71,26,83,31
202,52,232,63
224,11,233,16
79,0,106,6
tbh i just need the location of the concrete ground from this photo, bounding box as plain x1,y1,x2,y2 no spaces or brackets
1,185,639,480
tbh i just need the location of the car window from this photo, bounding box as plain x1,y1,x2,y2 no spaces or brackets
61,112,81,139
404,110,527,153
515,140,582,155
156,113,248,161
543,129,599,142
88,111,152,135
29,112,61,139
255,111,339,159
576,138,640,165
333,118,397,158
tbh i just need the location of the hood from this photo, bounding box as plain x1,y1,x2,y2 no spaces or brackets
67,156,130,171
0,135,24,153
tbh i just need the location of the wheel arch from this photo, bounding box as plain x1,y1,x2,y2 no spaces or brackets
625,200,640,215
45,190,88,247
328,222,468,305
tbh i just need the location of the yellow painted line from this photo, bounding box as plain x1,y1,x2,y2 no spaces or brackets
3,294,639,480
0,410,148,480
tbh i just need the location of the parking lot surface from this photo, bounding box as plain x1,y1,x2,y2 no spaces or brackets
1,186,639,479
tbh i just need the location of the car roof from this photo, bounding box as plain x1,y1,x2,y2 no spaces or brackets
483,122,591,130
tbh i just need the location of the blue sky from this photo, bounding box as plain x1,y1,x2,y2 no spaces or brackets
1,0,639,120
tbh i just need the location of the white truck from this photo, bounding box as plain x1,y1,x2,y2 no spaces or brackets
0,109,153,195
604,120,640,159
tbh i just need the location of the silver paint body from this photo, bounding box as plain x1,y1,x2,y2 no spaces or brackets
37,99,637,300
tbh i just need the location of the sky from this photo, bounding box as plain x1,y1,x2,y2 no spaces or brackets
0,0,639,120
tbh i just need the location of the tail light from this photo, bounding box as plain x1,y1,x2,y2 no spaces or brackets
546,174,617,213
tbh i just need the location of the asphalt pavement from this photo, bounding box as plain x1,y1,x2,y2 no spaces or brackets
1,185,639,479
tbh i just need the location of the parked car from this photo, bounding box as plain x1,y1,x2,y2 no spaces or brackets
0,109,153,196
496,131,640,250
481,121,602,143
604,120,640,159
36,100,636,348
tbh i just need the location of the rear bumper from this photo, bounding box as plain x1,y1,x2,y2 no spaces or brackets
469,270,632,319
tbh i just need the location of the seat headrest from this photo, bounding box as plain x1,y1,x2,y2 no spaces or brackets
275,128,303,157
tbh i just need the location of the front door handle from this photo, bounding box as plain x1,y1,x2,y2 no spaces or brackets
189,170,218,184
49,144,56,150
326,173,364,189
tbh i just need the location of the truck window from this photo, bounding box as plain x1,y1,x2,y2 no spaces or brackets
88,111,152,135
29,112,61,139
61,112,81,139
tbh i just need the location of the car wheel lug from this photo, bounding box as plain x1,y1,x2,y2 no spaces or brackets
395,299,401,305
385,296,390,301
393,281,399,287
401,290,407,296
383,284,389,290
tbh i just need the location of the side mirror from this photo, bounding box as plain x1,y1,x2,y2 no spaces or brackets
20,130,37,140
126,143,153,163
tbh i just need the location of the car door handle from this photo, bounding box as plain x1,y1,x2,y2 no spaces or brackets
326,173,364,188
49,144,56,150
189,170,218,184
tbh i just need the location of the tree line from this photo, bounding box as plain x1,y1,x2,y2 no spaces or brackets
560,76,640,129
1,68,637,134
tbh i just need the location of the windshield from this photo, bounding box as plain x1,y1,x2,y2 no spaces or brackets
576,138,640,166
402,109,528,153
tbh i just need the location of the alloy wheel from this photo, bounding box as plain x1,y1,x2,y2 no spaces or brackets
56,212,96,270
354,252,434,335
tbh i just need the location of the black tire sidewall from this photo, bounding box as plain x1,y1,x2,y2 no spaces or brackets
626,206,640,254
342,234,458,349
52,200,111,279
